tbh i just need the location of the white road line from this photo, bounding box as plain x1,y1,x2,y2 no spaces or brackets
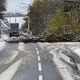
32,43,36,48
38,55,41,61
18,42,25,51
38,62,42,71
36,47,38,51
37,50,40,55
33,44,43,80
39,75,43,80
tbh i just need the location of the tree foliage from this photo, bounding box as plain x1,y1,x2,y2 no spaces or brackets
22,0,55,36
22,0,80,41
46,0,80,41
21,17,28,32
28,0,51,35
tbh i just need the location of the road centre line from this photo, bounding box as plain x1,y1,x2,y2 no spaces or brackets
34,45,42,71
33,44,40,55
37,50,40,55
38,55,41,61
38,62,42,71
32,44,36,48
36,47,38,51
33,44,43,80
39,75,43,80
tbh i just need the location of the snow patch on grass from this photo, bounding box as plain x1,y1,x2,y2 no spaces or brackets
0,58,22,80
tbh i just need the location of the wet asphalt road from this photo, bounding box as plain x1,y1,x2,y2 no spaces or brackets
0,42,63,80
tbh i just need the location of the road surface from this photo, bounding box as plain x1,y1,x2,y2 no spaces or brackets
0,41,63,80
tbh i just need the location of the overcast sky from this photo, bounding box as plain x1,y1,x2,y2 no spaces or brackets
6,0,33,13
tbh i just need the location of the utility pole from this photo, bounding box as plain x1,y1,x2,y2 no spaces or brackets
15,10,17,22
28,16,30,31
28,8,30,31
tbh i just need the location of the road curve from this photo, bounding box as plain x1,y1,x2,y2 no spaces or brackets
0,42,63,80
